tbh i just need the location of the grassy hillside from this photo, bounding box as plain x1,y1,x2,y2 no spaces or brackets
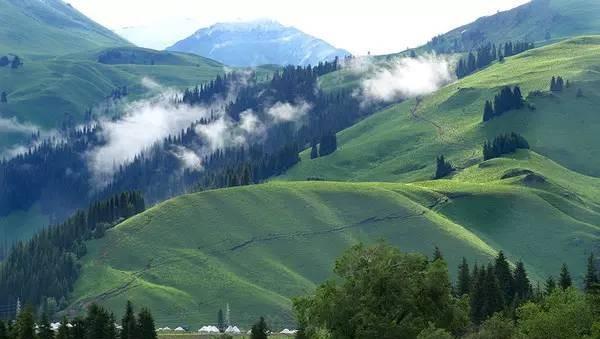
0,0,130,56
285,36,600,181
424,0,600,52
0,48,226,128
68,149,600,328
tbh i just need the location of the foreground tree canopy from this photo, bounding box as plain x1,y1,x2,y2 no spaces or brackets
294,243,600,339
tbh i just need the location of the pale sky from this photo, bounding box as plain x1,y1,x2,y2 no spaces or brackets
68,0,531,55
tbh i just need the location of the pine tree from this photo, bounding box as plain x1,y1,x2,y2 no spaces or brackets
435,155,454,179
250,317,269,339
38,313,55,339
432,246,443,261
470,266,486,324
0,56,9,67
15,306,35,339
483,100,494,122
0,320,7,339
494,251,514,304
121,301,137,339
0,91,6,103
217,309,225,333
584,253,599,293
550,76,557,91
456,257,471,296
484,264,505,318
512,261,531,301
137,308,157,339
559,263,572,290
545,276,556,295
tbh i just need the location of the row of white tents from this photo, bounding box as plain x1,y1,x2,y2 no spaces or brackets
157,325,297,335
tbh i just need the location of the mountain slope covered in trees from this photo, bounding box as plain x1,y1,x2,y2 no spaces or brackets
424,0,600,53
0,0,130,55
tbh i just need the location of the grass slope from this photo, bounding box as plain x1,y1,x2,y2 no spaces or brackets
69,150,600,327
423,0,600,52
0,0,129,56
285,36,600,181
69,181,497,328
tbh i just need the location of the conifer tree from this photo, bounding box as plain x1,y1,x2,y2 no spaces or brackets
250,317,269,339
494,251,514,304
584,253,599,293
432,246,443,261
435,155,454,179
38,313,54,339
15,306,35,339
0,91,6,103
10,56,22,69
217,309,225,333
559,263,572,290
456,257,471,296
121,301,137,339
550,76,557,91
0,56,9,67
0,320,7,339
484,264,505,318
137,308,157,339
483,100,494,122
545,276,556,295
512,261,532,301
310,143,318,159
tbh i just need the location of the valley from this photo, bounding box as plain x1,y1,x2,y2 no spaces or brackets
0,0,599,337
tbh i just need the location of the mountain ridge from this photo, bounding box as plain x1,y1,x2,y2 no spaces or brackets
167,19,350,67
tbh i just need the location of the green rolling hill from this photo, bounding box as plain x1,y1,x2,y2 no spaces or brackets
65,36,600,327
67,150,600,327
425,0,600,52
286,36,600,181
0,0,130,56
0,47,226,130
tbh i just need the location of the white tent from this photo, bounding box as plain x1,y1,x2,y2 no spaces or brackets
280,329,298,334
225,326,241,334
162,326,172,331
174,326,186,332
198,325,220,333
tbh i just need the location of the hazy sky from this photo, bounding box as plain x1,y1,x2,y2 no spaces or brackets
69,0,530,55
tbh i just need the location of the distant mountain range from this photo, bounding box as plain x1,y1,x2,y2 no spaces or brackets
167,19,350,67
0,0,130,55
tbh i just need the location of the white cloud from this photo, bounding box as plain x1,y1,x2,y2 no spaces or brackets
88,94,211,181
360,55,454,103
172,145,203,171
266,101,311,123
0,117,38,135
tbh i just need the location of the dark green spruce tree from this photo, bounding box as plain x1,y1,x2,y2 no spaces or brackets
456,257,471,296
250,317,269,339
38,313,54,339
584,253,599,293
512,260,532,301
217,309,225,333
559,263,572,290
545,276,556,295
137,308,158,339
310,143,318,159
494,251,514,304
483,100,494,122
435,155,454,179
121,301,138,339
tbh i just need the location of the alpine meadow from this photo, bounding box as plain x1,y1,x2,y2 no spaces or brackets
0,0,599,338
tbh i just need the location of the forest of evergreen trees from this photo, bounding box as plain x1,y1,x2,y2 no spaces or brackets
434,155,455,179
456,41,534,79
482,86,524,122
0,300,157,339
0,192,145,312
483,133,530,160
0,58,368,229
